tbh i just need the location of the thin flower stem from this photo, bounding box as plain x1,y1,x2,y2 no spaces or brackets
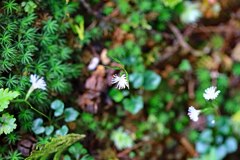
215,108,221,116
211,101,221,116
13,99,51,122
55,115,65,121
25,87,33,101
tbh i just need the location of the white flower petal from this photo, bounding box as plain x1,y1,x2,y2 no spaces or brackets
203,86,220,100
30,74,46,90
188,106,201,122
112,74,129,90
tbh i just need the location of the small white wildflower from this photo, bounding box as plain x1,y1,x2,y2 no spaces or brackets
203,86,220,100
30,74,46,90
25,74,46,100
112,74,129,90
188,106,201,122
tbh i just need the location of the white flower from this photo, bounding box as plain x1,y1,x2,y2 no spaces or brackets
112,74,129,90
188,106,201,122
30,74,46,90
203,86,220,100
180,1,202,24
25,74,47,100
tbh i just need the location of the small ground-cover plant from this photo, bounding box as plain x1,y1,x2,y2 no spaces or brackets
0,0,83,158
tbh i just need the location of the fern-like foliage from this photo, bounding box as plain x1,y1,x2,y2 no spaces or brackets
26,134,85,160
0,88,19,112
0,113,17,135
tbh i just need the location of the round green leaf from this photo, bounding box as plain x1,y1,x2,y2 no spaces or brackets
109,89,124,102
45,125,54,136
55,125,69,136
32,118,45,135
129,72,144,89
143,70,161,90
64,107,79,122
225,137,238,153
123,96,143,114
51,99,64,117
216,145,227,160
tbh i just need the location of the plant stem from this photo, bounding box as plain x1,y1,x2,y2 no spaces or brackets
211,101,221,116
13,99,51,122
25,86,34,101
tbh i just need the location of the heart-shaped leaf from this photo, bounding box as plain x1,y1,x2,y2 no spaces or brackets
55,125,69,136
51,99,64,117
143,70,161,90
64,107,79,122
123,96,143,114
32,118,45,135
129,72,144,89
45,125,54,136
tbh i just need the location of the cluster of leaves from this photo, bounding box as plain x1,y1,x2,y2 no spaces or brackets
195,116,238,159
32,99,79,136
0,0,81,106
0,0,84,159
0,88,19,135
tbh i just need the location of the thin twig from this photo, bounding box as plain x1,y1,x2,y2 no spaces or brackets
168,23,194,52
179,136,198,157
117,141,153,158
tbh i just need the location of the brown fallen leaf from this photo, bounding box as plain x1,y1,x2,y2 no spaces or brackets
17,134,37,157
77,65,107,113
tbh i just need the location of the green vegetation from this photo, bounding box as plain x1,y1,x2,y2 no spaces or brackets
1,0,240,159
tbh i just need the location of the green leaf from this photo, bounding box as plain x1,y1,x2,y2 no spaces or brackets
55,125,69,136
143,70,161,90
111,127,134,150
63,155,71,160
32,118,45,135
233,63,240,76
0,88,20,112
51,99,64,117
123,96,143,114
129,73,144,89
68,143,86,159
216,145,227,160
0,113,17,135
109,88,124,102
178,59,192,71
45,125,54,136
224,137,238,153
22,1,37,14
161,0,182,8
64,107,79,122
